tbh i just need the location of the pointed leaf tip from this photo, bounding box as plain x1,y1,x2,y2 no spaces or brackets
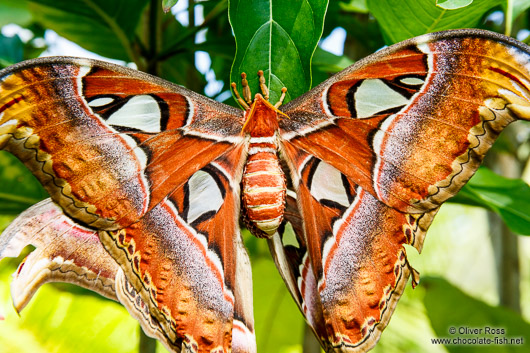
162,0,179,13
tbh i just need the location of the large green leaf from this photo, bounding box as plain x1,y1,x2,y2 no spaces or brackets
0,34,24,68
450,167,530,235
512,0,530,20
229,0,328,105
367,0,503,44
423,277,530,353
436,0,474,10
0,0,32,27
0,152,47,215
27,0,149,61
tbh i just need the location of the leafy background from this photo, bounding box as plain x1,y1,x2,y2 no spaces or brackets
1,0,530,352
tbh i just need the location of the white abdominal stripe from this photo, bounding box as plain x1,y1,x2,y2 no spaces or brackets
305,157,354,211
87,94,170,133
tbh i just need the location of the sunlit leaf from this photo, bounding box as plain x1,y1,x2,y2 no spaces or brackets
339,0,369,13
252,258,305,353
0,0,32,27
512,0,530,20
311,46,354,86
367,0,503,44
229,0,329,105
451,167,530,235
436,0,474,10
0,269,142,353
162,0,178,13
312,46,354,74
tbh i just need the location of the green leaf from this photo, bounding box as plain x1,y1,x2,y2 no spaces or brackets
0,0,32,27
0,34,24,68
339,0,369,13
0,151,47,215
252,257,305,352
162,0,178,13
367,0,503,44
27,0,150,61
423,277,530,353
311,46,354,87
158,19,207,91
229,0,329,105
512,0,530,20
450,167,530,235
323,1,384,61
312,46,354,75
436,0,474,10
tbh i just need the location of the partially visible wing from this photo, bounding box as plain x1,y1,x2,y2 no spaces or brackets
267,192,331,351
0,198,256,353
280,29,530,214
0,198,117,311
0,57,245,230
0,199,179,350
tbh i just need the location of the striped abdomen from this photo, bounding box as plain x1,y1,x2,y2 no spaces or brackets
242,137,286,237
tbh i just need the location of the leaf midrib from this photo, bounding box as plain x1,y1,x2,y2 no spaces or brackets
81,0,138,63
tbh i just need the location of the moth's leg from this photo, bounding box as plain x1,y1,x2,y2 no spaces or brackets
231,73,251,109
257,70,269,100
274,87,288,108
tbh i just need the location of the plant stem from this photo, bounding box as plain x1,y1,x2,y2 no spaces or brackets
505,0,513,36
154,0,228,62
485,125,522,313
146,0,160,75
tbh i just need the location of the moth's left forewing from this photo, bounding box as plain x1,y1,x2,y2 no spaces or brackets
0,57,254,352
0,58,245,230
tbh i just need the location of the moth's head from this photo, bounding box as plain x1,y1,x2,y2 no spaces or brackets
231,71,287,110
233,71,288,135
241,93,284,135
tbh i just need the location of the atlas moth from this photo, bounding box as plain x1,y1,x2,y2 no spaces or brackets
1,29,530,352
